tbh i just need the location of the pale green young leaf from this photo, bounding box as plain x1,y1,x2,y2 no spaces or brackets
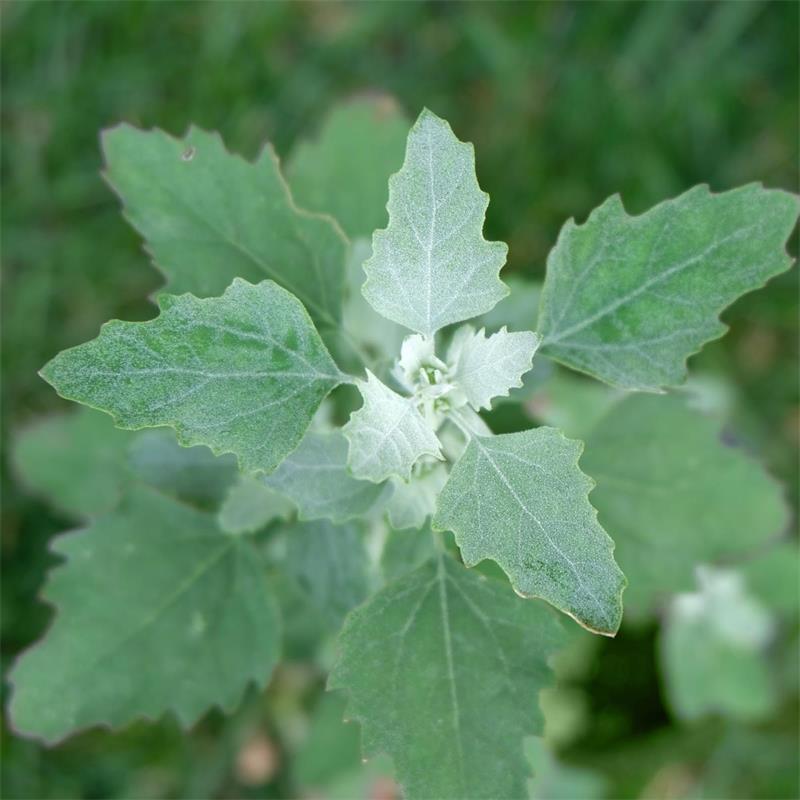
265,430,390,523
538,185,799,390
362,109,508,336
128,429,238,510
448,325,540,411
102,125,347,331
287,96,409,239
329,552,567,799
284,520,370,630
434,428,624,635
218,474,294,534
343,371,442,483
41,279,344,474
13,408,135,518
581,394,789,621
386,463,448,531
9,486,280,744
660,567,776,722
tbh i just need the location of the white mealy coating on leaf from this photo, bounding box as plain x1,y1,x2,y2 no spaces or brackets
39,279,343,475
362,108,508,337
343,371,443,484
672,566,774,649
434,427,625,636
661,565,777,721
447,325,541,411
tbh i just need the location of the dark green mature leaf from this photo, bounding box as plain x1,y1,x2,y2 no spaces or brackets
284,520,370,630
581,394,789,621
217,474,294,534
287,96,409,239
330,552,567,799
538,185,799,390
128,429,238,510
265,430,390,523
14,410,238,516
9,486,280,743
380,524,437,582
41,279,344,474
434,429,625,636
103,124,347,330
13,408,134,517
526,738,608,800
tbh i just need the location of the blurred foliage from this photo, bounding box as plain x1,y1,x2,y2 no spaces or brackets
2,2,797,798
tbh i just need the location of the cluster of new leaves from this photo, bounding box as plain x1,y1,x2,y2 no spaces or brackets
10,97,799,799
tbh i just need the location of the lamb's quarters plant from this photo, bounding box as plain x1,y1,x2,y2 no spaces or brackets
9,97,799,798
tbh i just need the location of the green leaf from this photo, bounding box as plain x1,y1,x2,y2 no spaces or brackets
380,524,438,582
475,276,542,333
287,96,409,239
740,541,800,620
526,738,607,800
293,691,363,790
9,486,280,743
386,463,448,531
265,430,389,523
448,325,540,411
41,279,344,474
102,124,347,330
217,474,294,534
284,520,370,630
528,370,623,439
340,239,407,371
659,567,776,722
329,552,567,799
294,691,396,800
362,109,508,336
128,429,238,510
434,428,624,635
537,185,799,390
580,394,789,621
13,408,134,518
343,371,442,483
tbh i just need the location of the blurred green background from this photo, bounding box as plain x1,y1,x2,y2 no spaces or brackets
2,2,798,798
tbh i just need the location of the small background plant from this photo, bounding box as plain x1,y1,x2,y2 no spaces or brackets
3,3,799,799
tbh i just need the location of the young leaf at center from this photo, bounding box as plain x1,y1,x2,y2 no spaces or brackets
343,371,442,483
362,109,508,336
